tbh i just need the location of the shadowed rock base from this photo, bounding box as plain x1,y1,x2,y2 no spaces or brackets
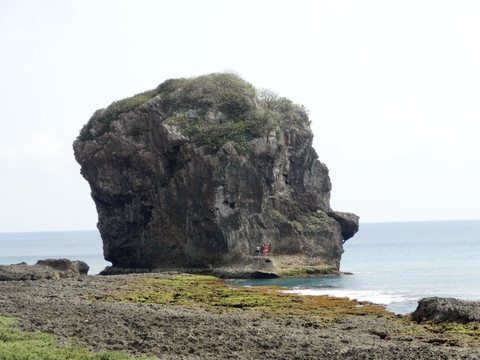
100,255,338,278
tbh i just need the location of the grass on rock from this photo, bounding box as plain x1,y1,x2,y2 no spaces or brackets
78,72,309,155
278,267,336,277
90,274,392,322
423,322,480,336
0,316,153,360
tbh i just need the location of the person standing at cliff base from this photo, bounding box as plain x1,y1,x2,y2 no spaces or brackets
262,244,268,255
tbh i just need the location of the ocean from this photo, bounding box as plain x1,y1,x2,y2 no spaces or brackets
1,220,479,314
234,219,480,314
0,230,111,275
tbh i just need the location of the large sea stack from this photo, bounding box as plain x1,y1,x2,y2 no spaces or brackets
73,73,359,277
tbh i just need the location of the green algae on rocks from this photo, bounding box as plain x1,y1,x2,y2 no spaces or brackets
89,274,392,321
0,316,154,360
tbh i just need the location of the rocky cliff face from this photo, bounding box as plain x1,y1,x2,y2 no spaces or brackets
73,73,359,277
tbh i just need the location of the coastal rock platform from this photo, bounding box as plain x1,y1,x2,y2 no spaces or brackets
1,273,479,359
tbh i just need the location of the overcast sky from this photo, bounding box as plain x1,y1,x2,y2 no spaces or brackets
1,0,479,232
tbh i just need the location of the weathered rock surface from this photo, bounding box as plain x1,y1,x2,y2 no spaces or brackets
1,275,479,359
0,259,89,281
73,73,359,276
411,297,480,324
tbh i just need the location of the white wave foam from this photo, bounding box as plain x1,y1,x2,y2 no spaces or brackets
282,288,411,306
352,271,375,276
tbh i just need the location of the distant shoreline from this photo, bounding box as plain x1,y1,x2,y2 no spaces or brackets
2,218,479,234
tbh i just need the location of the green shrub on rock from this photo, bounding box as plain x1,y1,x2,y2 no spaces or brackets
77,72,310,155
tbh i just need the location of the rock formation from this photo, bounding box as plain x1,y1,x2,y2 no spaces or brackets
0,259,89,281
411,297,480,324
73,73,359,277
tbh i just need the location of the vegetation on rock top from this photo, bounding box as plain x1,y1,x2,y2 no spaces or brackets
78,72,310,154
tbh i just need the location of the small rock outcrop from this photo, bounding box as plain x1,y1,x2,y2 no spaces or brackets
411,297,480,324
0,259,89,281
73,73,359,277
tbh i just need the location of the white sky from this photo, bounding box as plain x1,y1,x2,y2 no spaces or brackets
1,0,479,232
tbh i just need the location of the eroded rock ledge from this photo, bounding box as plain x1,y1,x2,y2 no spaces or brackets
73,73,359,277
0,259,89,281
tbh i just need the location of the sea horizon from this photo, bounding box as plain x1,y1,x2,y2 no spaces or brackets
2,217,479,234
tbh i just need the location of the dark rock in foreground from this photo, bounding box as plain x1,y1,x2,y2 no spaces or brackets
0,259,89,281
73,73,359,276
412,297,480,324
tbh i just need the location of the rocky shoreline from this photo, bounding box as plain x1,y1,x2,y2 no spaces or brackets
1,268,479,359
